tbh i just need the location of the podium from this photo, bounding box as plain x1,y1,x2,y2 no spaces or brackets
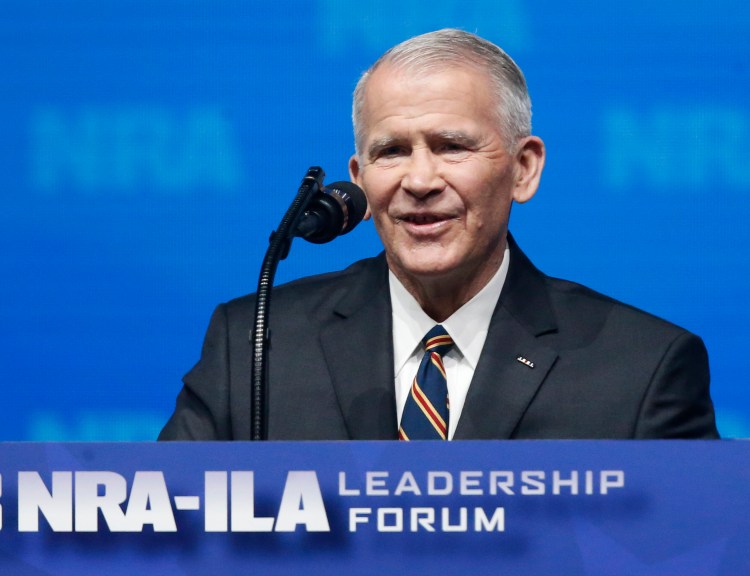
0,441,747,574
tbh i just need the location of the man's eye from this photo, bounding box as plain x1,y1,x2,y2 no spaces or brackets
440,142,466,153
377,146,404,158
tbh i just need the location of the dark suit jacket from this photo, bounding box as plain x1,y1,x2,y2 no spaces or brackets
159,236,719,440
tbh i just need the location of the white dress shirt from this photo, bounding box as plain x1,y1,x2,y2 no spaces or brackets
389,247,510,439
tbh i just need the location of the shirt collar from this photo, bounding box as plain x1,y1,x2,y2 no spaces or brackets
390,247,511,375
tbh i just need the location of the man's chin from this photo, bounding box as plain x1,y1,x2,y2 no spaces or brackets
387,254,462,282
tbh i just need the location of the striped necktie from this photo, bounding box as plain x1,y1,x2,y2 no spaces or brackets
399,325,454,440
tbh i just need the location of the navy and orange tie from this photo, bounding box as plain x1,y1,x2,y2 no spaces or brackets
399,325,454,440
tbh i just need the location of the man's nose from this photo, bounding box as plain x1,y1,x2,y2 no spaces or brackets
401,149,445,198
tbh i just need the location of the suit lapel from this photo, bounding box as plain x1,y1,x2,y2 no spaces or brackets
317,237,558,440
319,256,398,439
454,307,557,438
454,235,559,439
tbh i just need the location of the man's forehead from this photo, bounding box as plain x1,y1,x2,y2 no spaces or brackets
360,65,498,130
361,62,496,121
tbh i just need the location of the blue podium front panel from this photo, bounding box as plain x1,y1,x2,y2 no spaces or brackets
0,441,747,574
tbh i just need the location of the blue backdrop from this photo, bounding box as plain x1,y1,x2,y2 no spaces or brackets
1,1,748,440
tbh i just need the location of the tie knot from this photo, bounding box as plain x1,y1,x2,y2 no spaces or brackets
422,325,454,356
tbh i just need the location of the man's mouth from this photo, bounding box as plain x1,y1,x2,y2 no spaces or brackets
400,213,450,224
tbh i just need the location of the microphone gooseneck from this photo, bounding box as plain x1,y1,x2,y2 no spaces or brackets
251,169,366,440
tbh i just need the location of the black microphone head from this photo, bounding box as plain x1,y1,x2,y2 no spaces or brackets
296,180,368,244
325,181,367,235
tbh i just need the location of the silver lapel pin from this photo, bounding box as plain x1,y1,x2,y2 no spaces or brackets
516,356,535,369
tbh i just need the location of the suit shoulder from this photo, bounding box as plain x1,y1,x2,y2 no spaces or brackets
540,273,697,346
222,254,386,317
504,236,696,344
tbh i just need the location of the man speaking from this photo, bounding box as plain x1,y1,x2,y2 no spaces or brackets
160,29,718,440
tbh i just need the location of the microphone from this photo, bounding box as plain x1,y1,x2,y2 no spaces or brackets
295,181,367,244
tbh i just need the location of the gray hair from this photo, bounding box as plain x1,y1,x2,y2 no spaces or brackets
352,28,532,155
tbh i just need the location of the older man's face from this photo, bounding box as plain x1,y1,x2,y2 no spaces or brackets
350,63,542,294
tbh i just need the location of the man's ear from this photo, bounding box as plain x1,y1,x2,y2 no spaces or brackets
511,136,546,204
349,154,371,220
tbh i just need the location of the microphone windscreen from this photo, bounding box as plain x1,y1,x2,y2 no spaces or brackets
325,181,367,234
